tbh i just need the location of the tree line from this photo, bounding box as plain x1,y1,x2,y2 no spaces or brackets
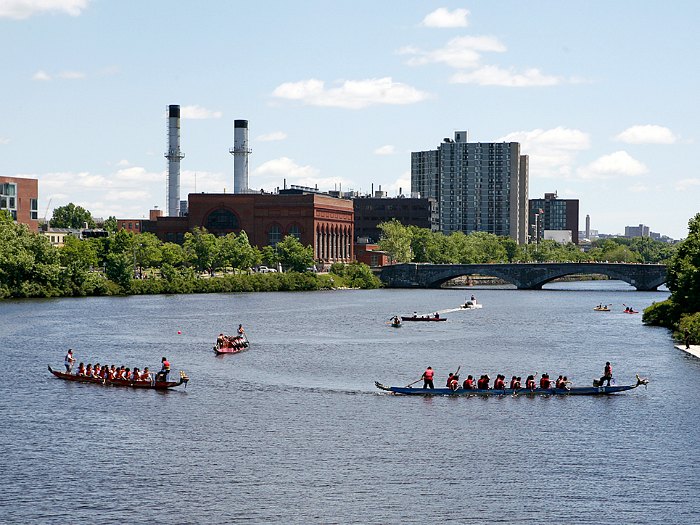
377,219,677,264
0,210,380,299
643,213,700,345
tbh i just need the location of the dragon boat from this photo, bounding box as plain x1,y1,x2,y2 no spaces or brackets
375,375,648,396
401,316,447,322
213,334,250,354
48,366,189,390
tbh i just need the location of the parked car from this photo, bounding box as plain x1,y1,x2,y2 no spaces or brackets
257,266,277,273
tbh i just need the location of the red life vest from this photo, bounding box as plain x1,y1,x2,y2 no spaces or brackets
424,369,434,381
605,364,612,376
526,379,535,389
463,379,474,389
540,377,551,388
494,378,504,389
510,378,517,388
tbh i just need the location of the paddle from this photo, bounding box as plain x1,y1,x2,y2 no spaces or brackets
405,377,423,388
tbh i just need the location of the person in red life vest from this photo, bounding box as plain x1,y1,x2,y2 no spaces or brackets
600,362,613,386
93,363,101,378
509,376,518,389
540,373,551,389
445,373,454,388
448,374,460,391
493,375,505,389
477,374,490,389
156,357,171,382
85,364,93,377
421,366,434,389
462,375,475,389
141,367,152,381
513,376,522,389
525,375,536,390
76,362,85,376
561,376,570,389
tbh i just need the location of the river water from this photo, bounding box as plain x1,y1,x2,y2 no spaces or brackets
0,281,698,524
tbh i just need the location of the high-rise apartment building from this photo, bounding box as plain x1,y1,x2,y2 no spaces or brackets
529,192,579,244
411,131,529,243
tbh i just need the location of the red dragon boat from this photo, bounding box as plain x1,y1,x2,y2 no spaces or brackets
48,366,188,390
213,334,250,355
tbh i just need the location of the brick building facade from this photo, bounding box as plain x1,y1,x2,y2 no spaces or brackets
0,176,39,231
148,192,354,264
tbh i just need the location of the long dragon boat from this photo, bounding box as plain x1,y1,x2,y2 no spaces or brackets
375,375,648,396
213,334,250,354
401,316,447,322
48,366,188,390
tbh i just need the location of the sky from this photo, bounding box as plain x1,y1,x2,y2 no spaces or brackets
1,0,699,239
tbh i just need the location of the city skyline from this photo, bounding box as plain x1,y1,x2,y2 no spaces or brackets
1,1,698,239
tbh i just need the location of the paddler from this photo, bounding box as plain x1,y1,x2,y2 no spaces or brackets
462,375,475,389
237,324,245,336
421,366,434,389
525,375,536,390
445,373,454,388
599,362,613,386
540,373,551,389
64,349,76,373
157,357,171,382
448,374,459,390
509,375,518,389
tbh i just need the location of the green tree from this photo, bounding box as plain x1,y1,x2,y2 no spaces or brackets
105,251,133,288
133,233,162,275
103,216,118,233
183,227,219,274
260,245,280,268
59,235,99,270
161,242,185,267
666,213,700,315
276,235,314,272
0,209,13,224
378,219,413,263
50,203,96,229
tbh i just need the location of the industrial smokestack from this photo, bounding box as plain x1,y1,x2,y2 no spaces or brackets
230,120,251,194
165,105,185,216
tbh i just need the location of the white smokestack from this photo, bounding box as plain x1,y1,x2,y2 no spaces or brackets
165,105,184,216
230,119,251,194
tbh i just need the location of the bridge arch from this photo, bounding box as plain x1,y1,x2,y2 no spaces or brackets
379,263,667,291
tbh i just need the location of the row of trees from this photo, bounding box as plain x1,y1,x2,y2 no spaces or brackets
377,219,677,264
643,213,700,344
0,211,379,299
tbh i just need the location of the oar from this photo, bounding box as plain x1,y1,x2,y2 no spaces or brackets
405,377,423,387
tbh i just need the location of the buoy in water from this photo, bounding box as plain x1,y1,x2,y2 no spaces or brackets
177,331,182,335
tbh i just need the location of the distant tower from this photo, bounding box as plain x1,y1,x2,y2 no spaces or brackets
229,120,251,194
165,105,185,217
585,214,591,239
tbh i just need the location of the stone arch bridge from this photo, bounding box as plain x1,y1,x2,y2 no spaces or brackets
379,263,667,291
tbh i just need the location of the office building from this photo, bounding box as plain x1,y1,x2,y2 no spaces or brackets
625,224,650,238
529,192,579,244
353,195,438,243
411,131,529,243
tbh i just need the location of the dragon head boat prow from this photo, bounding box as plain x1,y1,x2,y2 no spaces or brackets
635,374,649,388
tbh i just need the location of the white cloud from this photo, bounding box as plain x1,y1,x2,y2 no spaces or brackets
384,172,412,196
374,145,395,155
675,178,700,191
629,184,649,193
257,131,287,142
103,190,150,201
615,125,678,144
113,166,163,184
496,127,590,178
116,159,130,167
32,70,51,81
272,77,430,109
0,137,9,144
180,105,222,119
252,156,349,190
180,170,229,193
577,151,648,180
422,7,469,28
399,36,505,69
57,70,86,79
451,65,562,86
0,0,89,19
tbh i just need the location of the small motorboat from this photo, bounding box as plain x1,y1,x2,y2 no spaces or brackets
461,301,483,309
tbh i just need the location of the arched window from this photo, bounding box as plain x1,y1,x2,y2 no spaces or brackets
287,224,301,240
205,209,239,232
268,224,282,246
